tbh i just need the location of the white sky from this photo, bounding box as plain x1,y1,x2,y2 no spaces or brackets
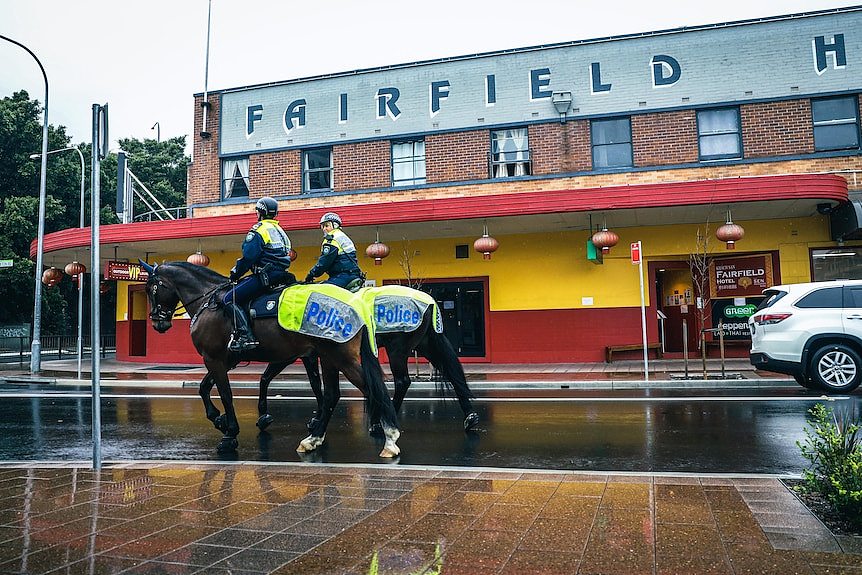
0,0,855,156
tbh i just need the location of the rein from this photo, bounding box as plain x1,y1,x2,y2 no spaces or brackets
149,274,231,322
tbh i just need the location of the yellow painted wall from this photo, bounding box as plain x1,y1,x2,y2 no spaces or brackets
113,214,844,321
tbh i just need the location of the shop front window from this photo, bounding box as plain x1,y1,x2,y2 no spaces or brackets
812,248,862,281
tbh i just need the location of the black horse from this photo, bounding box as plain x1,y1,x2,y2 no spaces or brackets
140,261,401,457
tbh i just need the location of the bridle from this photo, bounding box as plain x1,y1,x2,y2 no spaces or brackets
147,272,229,322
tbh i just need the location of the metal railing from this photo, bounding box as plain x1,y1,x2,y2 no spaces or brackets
0,334,116,365
133,206,189,222
488,149,533,178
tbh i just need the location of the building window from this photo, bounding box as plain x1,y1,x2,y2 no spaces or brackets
697,108,741,160
222,157,249,199
392,140,426,186
812,96,860,151
591,117,632,169
812,248,862,281
490,128,531,178
303,147,332,192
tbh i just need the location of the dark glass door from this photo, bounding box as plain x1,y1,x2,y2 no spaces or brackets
421,281,485,357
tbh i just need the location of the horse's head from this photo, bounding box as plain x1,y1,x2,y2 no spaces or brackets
139,260,179,333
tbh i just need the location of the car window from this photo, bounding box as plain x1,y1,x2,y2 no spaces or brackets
795,286,843,308
846,287,862,308
755,289,787,311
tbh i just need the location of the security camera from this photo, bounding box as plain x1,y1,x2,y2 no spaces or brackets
817,203,834,215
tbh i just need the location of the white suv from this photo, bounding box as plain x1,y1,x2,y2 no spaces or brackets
749,279,862,392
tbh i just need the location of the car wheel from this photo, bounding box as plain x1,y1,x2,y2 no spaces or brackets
793,372,818,390
810,344,862,393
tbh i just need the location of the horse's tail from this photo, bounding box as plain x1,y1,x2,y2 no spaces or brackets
424,323,476,404
360,327,399,430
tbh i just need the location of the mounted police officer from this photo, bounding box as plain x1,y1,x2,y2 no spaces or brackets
225,196,294,353
305,212,364,290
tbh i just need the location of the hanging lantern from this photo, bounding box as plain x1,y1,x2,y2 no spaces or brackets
716,211,745,250
591,227,620,255
288,248,298,262
64,261,86,277
474,223,500,260
365,227,390,265
41,267,63,287
187,252,211,267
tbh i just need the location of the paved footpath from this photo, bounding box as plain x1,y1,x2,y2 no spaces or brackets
0,462,860,574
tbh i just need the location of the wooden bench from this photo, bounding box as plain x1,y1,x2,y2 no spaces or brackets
606,343,663,363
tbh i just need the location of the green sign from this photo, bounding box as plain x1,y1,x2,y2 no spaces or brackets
723,304,757,318
586,240,603,265
0,259,12,268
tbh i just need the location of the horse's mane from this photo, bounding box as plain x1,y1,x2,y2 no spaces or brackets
162,261,227,282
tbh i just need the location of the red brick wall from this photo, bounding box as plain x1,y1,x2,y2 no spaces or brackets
426,130,488,183
529,121,592,174
333,140,390,191
741,99,813,158
187,94,221,206
632,110,699,166
249,150,301,197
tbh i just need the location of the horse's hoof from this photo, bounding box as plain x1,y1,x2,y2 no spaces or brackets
213,414,228,434
464,412,480,431
217,436,238,453
368,422,384,436
297,434,325,453
379,445,400,458
306,417,321,432
256,414,274,430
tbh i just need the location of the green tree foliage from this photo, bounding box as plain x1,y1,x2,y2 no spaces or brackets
0,90,189,334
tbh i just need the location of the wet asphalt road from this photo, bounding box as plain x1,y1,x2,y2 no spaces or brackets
1,384,859,474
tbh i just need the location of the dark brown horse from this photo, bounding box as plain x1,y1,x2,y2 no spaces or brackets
140,261,401,457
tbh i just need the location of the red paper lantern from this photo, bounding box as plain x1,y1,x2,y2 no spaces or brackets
64,261,86,277
288,248,298,261
41,267,63,287
716,221,744,250
365,241,390,265
591,228,620,255
187,252,211,266
474,234,500,260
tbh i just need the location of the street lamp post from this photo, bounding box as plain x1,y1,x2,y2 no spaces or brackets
1,34,50,375
151,122,160,142
29,147,85,379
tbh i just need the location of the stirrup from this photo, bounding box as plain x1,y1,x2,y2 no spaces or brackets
345,277,364,293
228,334,259,353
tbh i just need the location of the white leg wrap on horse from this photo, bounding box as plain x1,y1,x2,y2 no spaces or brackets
297,434,325,453
379,426,401,458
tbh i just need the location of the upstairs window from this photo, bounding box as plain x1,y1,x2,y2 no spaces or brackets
392,140,426,186
812,96,860,151
591,117,632,169
303,147,332,192
698,108,741,160
222,158,249,199
490,128,531,178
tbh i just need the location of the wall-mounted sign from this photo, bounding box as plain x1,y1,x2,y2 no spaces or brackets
104,261,149,282
709,254,774,299
711,297,764,339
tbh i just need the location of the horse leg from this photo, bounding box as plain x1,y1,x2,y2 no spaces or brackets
207,363,240,453
297,361,340,453
302,353,324,431
197,372,225,432
256,361,290,430
418,332,479,431
368,352,411,436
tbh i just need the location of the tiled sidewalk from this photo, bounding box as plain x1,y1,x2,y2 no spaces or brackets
0,463,859,575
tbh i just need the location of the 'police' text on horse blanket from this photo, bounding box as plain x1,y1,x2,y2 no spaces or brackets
277,284,376,352
358,285,443,334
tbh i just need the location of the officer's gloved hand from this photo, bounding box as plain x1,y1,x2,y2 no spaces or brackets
304,273,315,284
229,267,239,283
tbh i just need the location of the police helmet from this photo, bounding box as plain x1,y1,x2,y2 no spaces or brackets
255,197,278,219
319,212,342,228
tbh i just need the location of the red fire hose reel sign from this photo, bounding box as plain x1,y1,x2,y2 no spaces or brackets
631,241,641,265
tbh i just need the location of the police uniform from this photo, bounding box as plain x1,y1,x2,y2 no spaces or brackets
225,219,293,307
306,228,363,289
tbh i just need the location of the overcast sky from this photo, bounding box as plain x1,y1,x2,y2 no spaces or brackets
0,0,854,156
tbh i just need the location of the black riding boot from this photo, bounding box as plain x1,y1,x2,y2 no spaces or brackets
227,303,259,353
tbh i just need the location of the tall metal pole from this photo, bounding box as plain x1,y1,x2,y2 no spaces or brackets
201,0,212,137
1,35,49,375
30,146,86,379
637,241,649,382
91,104,105,470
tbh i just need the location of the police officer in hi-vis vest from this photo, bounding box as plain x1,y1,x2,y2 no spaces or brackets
225,196,294,353
305,212,364,290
